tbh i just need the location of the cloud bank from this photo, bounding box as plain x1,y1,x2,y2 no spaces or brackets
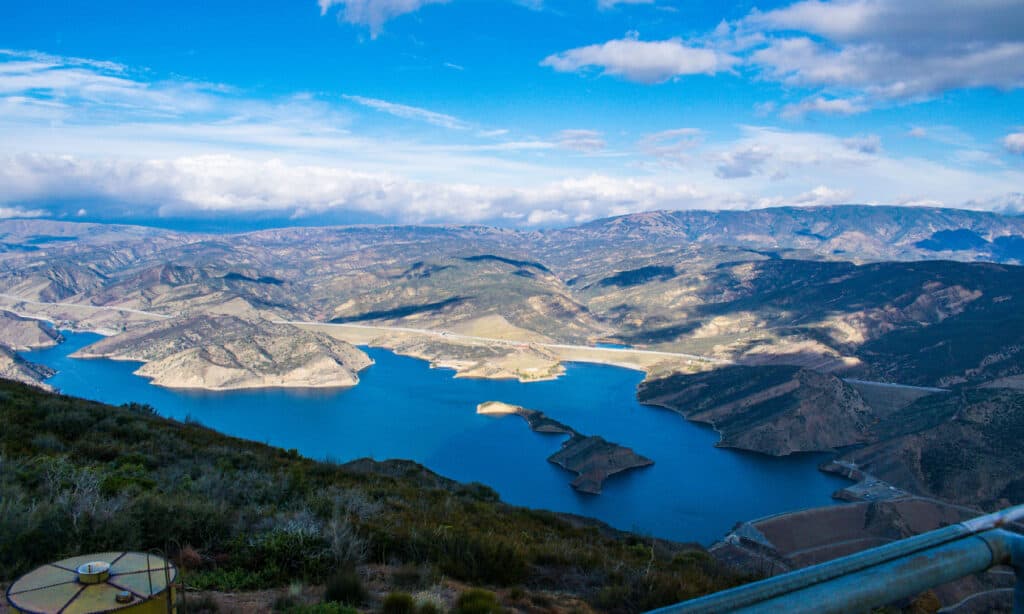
1,48,1022,227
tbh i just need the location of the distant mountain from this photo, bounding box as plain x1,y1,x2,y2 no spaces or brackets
537,206,1024,271
2,207,1023,384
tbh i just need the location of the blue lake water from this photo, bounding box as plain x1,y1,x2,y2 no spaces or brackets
23,332,849,544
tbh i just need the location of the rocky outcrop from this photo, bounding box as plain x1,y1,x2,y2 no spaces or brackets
0,346,54,390
637,365,876,456
72,315,372,390
477,401,653,494
0,310,62,350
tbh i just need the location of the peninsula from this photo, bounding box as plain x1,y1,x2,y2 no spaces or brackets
72,314,372,391
477,401,653,494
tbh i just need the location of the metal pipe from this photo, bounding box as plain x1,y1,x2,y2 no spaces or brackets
732,533,996,614
992,529,1024,614
649,505,1024,614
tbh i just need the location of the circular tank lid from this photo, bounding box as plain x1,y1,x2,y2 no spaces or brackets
5,551,177,614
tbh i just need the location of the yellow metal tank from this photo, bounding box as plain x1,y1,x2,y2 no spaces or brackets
6,551,177,613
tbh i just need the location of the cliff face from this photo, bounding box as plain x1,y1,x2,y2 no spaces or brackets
73,315,372,390
638,365,876,456
0,310,62,351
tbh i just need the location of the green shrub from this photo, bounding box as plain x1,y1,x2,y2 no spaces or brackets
392,563,431,589
382,591,416,614
323,569,366,606
434,531,528,585
284,604,358,614
454,588,502,614
182,593,219,613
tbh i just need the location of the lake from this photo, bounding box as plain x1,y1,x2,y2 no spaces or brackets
23,331,849,544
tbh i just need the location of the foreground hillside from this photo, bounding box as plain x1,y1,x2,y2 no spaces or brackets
0,378,747,612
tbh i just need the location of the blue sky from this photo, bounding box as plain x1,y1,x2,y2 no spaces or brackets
1,0,1023,227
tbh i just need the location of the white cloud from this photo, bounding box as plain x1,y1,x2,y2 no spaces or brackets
841,134,881,154
638,128,703,161
0,153,712,226
790,185,852,206
1004,132,1024,155
992,193,1024,214
556,129,606,153
342,94,470,130
746,0,1022,49
742,0,1024,99
541,36,738,84
779,95,866,119
318,0,449,38
0,206,46,219
715,145,772,179
2,50,1023,227
598,0,655,9
477,129,509,138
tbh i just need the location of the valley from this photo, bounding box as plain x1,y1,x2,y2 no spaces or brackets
4,205,1024,611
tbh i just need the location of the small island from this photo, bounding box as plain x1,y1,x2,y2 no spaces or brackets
477,401,653,494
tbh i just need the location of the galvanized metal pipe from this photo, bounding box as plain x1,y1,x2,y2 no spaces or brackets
649,505,1024,614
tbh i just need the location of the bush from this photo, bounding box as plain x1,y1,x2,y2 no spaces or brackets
454,589,502,614
382,591,416,614
182,593,219,613
323,569,367,606
284,605,358,614
434,531,528,585
392,563,431,589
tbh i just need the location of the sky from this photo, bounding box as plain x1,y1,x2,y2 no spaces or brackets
1,0,1023,228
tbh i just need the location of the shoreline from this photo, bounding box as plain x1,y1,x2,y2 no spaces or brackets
297,322,706,384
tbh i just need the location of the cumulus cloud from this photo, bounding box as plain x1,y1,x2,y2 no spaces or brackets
742,0,1024,100
541,36,738,84
343,94,469,130
1004,132,1024,155
318,0,448,38
0,153,714,226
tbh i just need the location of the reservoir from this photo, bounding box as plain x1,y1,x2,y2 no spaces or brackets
24,331,849,544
